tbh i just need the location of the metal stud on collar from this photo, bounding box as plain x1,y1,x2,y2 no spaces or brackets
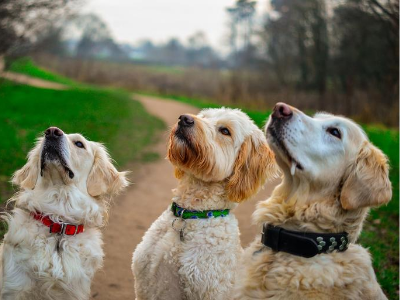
339,236,348,250
327,237,337,253
316,237,326,251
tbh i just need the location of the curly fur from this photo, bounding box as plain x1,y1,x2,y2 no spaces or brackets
132,108,276,300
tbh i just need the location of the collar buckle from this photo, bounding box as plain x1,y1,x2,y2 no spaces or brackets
59,223,79,236
33,212,83,236
50,222,79,236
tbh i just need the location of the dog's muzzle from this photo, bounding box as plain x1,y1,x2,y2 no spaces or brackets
175,115,195,141
40,127,74,178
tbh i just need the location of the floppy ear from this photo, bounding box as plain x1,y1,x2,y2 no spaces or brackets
226,133,277,203
87,144,129,197
12,139,42,190
340,142,392,210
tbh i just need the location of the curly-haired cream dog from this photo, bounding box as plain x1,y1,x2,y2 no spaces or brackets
235,103,392,300
0,127,128,300
132,108,277,300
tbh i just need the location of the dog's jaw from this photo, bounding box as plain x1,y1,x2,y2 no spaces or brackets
168,123,219,182
40,135,75,184
266,120,304,176
172,173,237,211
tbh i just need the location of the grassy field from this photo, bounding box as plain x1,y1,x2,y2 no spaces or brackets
7,57,79,86
4,58,399,298
0,62,165,205
138,93,399,299
33,54,399,127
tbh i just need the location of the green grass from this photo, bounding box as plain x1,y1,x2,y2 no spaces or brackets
7,57,79,86
0,80,164,204
357,126,399,298
140,92,399,299
0,57,165,241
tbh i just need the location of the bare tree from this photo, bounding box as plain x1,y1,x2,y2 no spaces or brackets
226,0,257,68
0,0,80,55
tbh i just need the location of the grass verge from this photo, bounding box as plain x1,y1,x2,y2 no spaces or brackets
7,57,79,87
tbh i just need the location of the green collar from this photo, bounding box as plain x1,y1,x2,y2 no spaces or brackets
171,202,230,219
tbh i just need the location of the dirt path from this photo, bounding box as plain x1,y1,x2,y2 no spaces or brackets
91,94,279,300
0,71,68,90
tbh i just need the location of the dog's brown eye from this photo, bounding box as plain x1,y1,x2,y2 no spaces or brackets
219,127,231,136
327,127,341,139
75,141,85,148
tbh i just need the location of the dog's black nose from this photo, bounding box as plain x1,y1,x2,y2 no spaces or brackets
272,102,293,120
178,115,195,127
45,127,64,138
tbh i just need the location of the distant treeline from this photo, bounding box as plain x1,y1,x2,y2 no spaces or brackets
4,0,398,126
223,0,398,125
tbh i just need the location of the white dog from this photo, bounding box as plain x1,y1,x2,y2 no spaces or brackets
0,127,128,300
235,103,392,300
132,108,277,300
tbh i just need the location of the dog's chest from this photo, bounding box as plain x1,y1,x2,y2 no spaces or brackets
6,221,104,283
35,235,102,275
133,209,243,300
166,213,242,298
244,242,376,299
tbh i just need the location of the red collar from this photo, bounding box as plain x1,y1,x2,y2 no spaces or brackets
31,212,84,236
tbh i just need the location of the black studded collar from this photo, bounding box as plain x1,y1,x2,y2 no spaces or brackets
261,224,349,258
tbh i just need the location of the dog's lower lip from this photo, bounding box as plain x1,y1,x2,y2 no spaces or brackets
40,159,74,178
175,129,186,139
40,148,74,178
267,126,303,171
65,166,75,178
174,127,198,155
293,159,303,170
175,127,192,141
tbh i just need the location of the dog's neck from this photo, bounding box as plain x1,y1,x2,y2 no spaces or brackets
14,185,105,227
172,174,237,211
254,177,368,243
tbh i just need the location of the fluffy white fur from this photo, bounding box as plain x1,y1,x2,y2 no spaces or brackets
235,104,392,300
132,108,276,300
0,130,128,300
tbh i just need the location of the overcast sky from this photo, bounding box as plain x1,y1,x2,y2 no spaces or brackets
84,0,269,51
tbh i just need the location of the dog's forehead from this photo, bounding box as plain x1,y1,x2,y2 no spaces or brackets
198,108,255,131
66,133,88,141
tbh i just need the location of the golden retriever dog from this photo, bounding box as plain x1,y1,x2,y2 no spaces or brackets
0,127,128,300
235,103,392,300
132,108,277,300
